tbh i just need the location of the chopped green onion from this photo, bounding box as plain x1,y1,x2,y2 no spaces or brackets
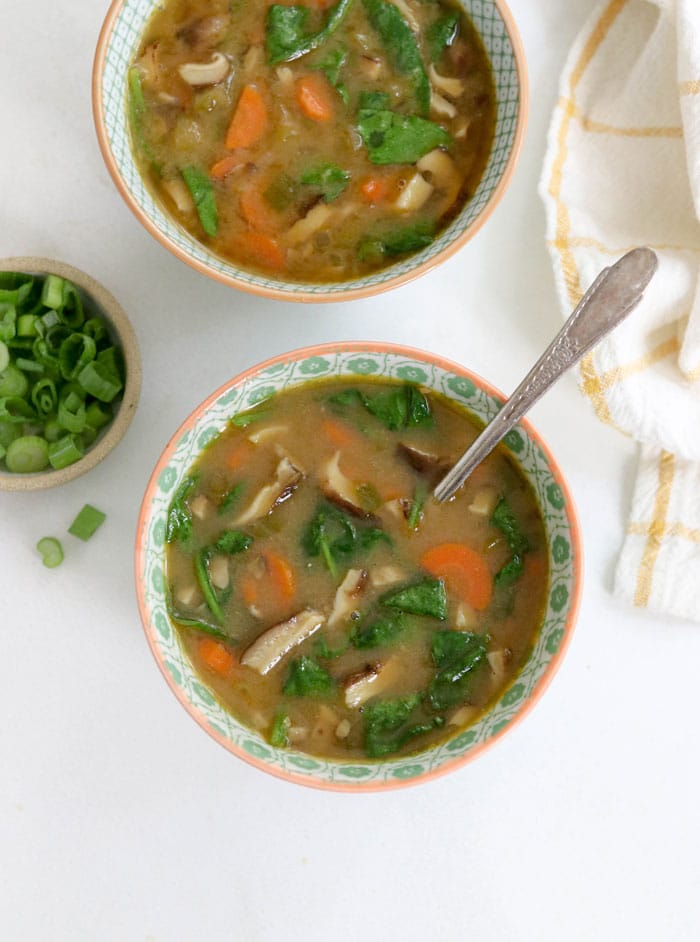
0,396,36,423
15,357,43,374
36,536,64,568
58,386,87,433
0,417,19,449
407,482,427,530
59,282,84,328
83,318,109,348
0,341,8,373
0,304,16,343
77,360,122,403
16,314,39,337
5,435,49,472
0,365,29,398
59,333,96,380
40,309,60,331
85,400,112,430
68,504,106,541
43,417,62,442
48,434,84,469
41,275,65,310
31,378,57,416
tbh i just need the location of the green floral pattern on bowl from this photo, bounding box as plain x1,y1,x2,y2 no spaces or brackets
136,346,580,790
97,0,523,297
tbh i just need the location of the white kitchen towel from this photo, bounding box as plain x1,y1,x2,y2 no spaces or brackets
540,0,700,621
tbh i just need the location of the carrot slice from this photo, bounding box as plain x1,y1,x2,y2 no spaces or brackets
295,73,335,122
230,230,286,270
239,186,280,234
360,177,391,204
321,418,357,449
420,543,493,611
263,551,296,602
225,85,268,150
211,154,246,180
198,638,235,676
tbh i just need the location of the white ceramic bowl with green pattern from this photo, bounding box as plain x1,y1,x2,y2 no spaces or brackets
93,0,527,303
135,343,581,791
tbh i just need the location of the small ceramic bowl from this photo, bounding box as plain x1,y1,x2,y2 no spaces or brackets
135,343,581,791
0,257,141,492
93,0,527,303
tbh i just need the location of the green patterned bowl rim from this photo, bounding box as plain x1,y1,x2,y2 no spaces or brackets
93,0,528,303
135,342,582,791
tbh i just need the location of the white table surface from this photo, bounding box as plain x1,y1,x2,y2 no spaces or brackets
2,1,699,939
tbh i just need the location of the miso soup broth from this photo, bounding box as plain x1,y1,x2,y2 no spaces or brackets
165,379,548,761
129,0,496,281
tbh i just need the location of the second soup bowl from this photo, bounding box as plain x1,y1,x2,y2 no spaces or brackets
93,0,527,302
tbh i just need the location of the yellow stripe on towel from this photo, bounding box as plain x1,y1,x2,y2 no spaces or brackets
633,451,676,607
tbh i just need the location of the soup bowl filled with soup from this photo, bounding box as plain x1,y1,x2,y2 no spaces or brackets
135,343,581,790
94,0,526,301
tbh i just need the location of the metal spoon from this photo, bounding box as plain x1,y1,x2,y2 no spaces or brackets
433,247,659,503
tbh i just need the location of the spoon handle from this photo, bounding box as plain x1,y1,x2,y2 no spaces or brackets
433,247,659,503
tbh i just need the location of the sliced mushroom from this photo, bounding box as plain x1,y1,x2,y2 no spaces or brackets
177,14,231,49
321,451,375,519
391,0,420,32
235,455,304,525
359,55,383,81
428,64,464,99
394,172,434,212
487,648,512,682
382,497,411,522
397,442,452,477
454,601,478,630
335,718,352,740
161,178,195,215
208,555,230,591
189,494,212,520
174,582,200,608
178,52,230,86
369,565,405,588
275,66,294,87
243,44,264,74
468,486,499,517
447,704,478,727
328,568,368,627
286,203,334,246
416,149,461,213
247,425,288,445
430,91,457,118
343,658,400,708
241,609,326,675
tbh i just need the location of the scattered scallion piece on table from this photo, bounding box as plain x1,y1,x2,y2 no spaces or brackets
68,504,106,541
36,536,64,568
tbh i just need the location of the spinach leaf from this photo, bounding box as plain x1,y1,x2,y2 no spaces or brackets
358,221,437,262
361,0,430,114
356,107,451,164
381,578,447,619
214,530,253,554
312,46,348,86
194,548,226,623
218,482,245,516
230,405,272,427
266,0,354,65
269,711,291,747
407,481,427,530
355,482,383,512
491,497,528,586
362,384,432,430
166,593,231,642
351,613,406,648
427,12,459,62
283,656,336,697
302,503,357,576
314,635,349,659
363,695,443,758
300,162,350,202
181,166,218,237
358,90,390,111
127,68,159,169
302,503,390,575
429,630,488,711
165,475,197,545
